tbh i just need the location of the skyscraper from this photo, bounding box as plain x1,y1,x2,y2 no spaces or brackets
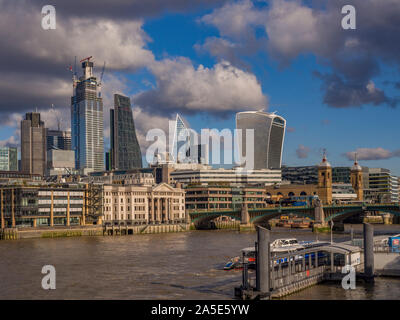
46,129,71,150
171,114,190,163
110,94,142,170
0,147,18,171
21,112,47,176
71,57,104,174
236,111,286,170
170,114,206,164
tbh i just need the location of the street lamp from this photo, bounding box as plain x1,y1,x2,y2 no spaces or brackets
330,220,334,244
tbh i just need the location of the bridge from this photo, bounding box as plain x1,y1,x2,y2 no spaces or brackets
189,203,400,228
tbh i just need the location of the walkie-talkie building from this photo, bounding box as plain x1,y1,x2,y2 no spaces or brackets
110,94,142,170
71,58,104,174
236,111,286,170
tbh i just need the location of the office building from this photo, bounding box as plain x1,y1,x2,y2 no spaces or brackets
46,149,76,176
110,94,142,170
105,152,112,171
236,111,286,170
282,166,318,184
85,171,154,185
283,166,357,185
21,112,47,176
0,185,85,228
365,168,399,203
170,167,282,186
0,147,18,171
46,129,71,150
169,114,207,164
71,58,104,175
185,185,267,211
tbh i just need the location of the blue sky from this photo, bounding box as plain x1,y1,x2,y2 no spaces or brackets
136,5,400,174
0,0,399,175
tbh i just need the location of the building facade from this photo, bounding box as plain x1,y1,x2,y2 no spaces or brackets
46,149,76,176
236,111,286,170
169,167,282,186
102,183,185,225
282,166,352,185
85,170,154,185
0,147,18,171
71,59,104,174
110,94,142,170
21,112,47,176
185,185,266,211
0,185,85,228
365,168,399,203
46,129,72,151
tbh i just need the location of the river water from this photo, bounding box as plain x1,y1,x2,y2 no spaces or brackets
0,225,400,300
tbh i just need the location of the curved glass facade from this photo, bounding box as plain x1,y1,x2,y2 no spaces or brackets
236,111,286,170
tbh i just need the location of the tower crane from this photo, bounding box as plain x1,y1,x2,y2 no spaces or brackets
97,61,106,97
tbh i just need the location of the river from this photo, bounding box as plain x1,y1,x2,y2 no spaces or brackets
0,225,400,300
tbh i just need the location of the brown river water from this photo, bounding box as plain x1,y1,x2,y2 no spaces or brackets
0,225,400,300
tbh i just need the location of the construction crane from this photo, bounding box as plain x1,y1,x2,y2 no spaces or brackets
51,104,62,131
80,56,93,63
97,61,106,97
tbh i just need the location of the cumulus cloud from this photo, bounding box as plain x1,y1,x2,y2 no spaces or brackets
199,0,266,39
344,148,400,161
133,59,268,117
199,0,400,109
296,145,310,159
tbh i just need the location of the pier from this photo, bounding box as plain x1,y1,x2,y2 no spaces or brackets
235,226,368,299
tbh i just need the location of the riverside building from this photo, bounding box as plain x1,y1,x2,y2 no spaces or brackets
185,185,267,211
0,184,86,228
102,183,186,226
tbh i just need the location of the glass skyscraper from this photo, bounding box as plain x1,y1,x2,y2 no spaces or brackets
0,147,18,171
236,111,286,170
71,59,104,174
110,94,142,170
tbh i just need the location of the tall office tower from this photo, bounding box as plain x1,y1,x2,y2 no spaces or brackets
171,114,191,163
46,129,72,150
236,111,286,170
170,113,205,164
110,94,142,170
105,152,112,171
0,147,18,171
71,57,104,174
21,112,47,176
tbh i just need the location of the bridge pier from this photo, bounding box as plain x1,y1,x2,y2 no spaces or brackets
239,205,254,232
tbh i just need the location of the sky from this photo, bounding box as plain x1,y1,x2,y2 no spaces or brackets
0,0,399,174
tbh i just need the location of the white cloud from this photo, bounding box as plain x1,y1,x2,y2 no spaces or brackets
199,0,266,39
134,58,268,116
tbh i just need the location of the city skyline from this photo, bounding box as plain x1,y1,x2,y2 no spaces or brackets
0,0,399,175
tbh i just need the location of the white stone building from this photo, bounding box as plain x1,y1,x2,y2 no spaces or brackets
103,183,186,225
